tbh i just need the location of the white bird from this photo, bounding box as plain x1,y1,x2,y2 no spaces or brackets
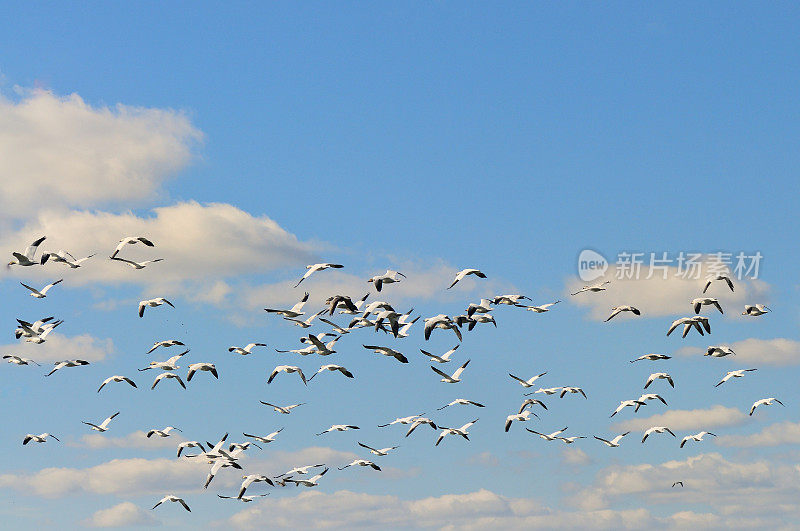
505,409,538,432
522,301,561,313
706,345,735,357
424,314,462,341
461,313,496,330
308,364,354,381
750,397,785,416
363,345,409,364
715,368,757,387
742,304,770,316
605,305,641,322
83,411,120,432
491,294,532,305
448,268,487,289
680,431,717,448
138,297,174,318
23,433,59,445
110,256,163,269
358,442,399,456
405,417,438,437
277,464,325,477
316,424,360,436
517,398,548,413
20,279,63,299
14,316,56,339
151,372,186,390
532,387,563,396
431,360,471,383
238,474,274,498
337,292,370,315
42,250,96,268
264,292,310,319
339,459,381,471
570,280,611,295
610,400,647,418
147,426,182,438
667,316,710,337
97,375,137,393
630,354,672,363
395,315,420,338
8,236,46,266
636,393,667,409
286,468,329,487
218,493,269,502
641,426,676,443
437,398,485,410
594,432,631,447
644,372,674,389
260,401,305,414
204,459,243,489
111,236,155,259
368,270,406,292
420,345,460,364
151,495,190,512
187,363,218,382
177,441,205,457
703,274,734,293
3,355,40,366
691,297,723,314
378,414,424,428
466,299,493,318
268,365,307,385
560,386,587,399
557,436,586,444
45,359,89,377
147,339,185,354
139,350,189,371
526,427,568,441
508,371,547,388
228,343,267,356
295,263,344,287
435,419,478,446
243,428,283,444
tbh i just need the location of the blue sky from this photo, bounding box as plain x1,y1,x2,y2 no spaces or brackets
1,3,799,529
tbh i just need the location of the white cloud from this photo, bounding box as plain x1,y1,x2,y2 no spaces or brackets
561,447,593,466
717,421,800,448
676,338,800,366
611,405,748,432
0,89,201,219
0,333,113,363
82,502,158,528
68,431,184,451
565,267,770,320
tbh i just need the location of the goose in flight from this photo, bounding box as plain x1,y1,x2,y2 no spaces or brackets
368,270,406,292
151,495,190,512
362,300,396,317
715,368,757,387
295,263,344,287
277,464,326,477
138,298,174,318
466,299,493,318
431,360,471,383
318,317,353,335
147,426,182,438
286,468,329,487
667,316,710,338
420,345,460,364
644,372,674,389
23,433,59,445
605,306,641,322
363,345,409,364
204,459,243,489
339,459,381,471
437,398,485,410
560,386,587,399
378,414,425,428
526,427,568,441
243,428,283,444
522,301,561,313
83,411,120,432
20,279,63,299
8,236,46,266
140,350,188,372
187,363,218,381
176,441,205,457
358,442,399,456
284,310,326,329
405,417,438,437
641,426,676,443
594,432,631,447
636,394,667,409
630,354,672,363
705,345,735,358
338,293,371,314
750,397,784,416
692,297,723,314
373,310,404,338
45,359,89,377
147,340,185,354
532,387,563,396
316,424,360,436
276,334,337,356
308,364,354,381
491,294,532,305
151,372,186,390
424,314,462,341
435,419,478,446
518,398,547,413
448,268,487,289
461,313,497,330
41,250,96,268
672,481,684,488
557,436,586,444
325,294,358,315
228,343,267,356
680,431,716,448
238,475,275,498
259,401,305,414
111,236,154,259
395,315,420,338
571,281,611,295
742,304,770,316
703,274,734,293
110,256,163,269
3,355,40,366
610,400,647,418
268,365,307,385
219,494,269,502
97,375,137,393
264,292,310,319
505,410,538,432
14,316,56,339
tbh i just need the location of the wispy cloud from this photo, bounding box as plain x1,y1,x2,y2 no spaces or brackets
676,338,800,366
611,405,748,432
81,502,159,528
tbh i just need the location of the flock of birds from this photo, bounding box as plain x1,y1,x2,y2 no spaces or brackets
5,235,782,514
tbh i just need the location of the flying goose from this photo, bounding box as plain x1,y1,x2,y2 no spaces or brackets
505,410,538,432
570,281,611,295
358,442,399,456
749,397,784,416
420,345,460,364
714,368,757,387
644,372,674,389
151,372,186,390
20,279,63,298
680,431,717,448
264,292,310,318
187,363,218,381
243,428,284,444
147,426,182,438
742,304,770,316
138,298,174,317
151,495,190,512
448,268,487,289
83,411,120,432
691,297,723,314
437,398,485,410
8,236,46,266
316,424,360,436
23,433,59,445
111,236,155,259
268,365,307,385
147,339,185,354
703,274,734,293
641,426,676,443
308,364,354,381
295,263,344,287
368,270,406,292
110,256,163,269
594,432,631,447
363,345,409,364
339,459,381,471
228,343,267,356
97,375,137,393
259,402,305,414
431,360,471,383
435,419,478,446
605,306,641,321
45,359,89,377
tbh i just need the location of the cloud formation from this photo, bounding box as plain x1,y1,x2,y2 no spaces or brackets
676,338,800,366
611,405,748,432
82,502,158,528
